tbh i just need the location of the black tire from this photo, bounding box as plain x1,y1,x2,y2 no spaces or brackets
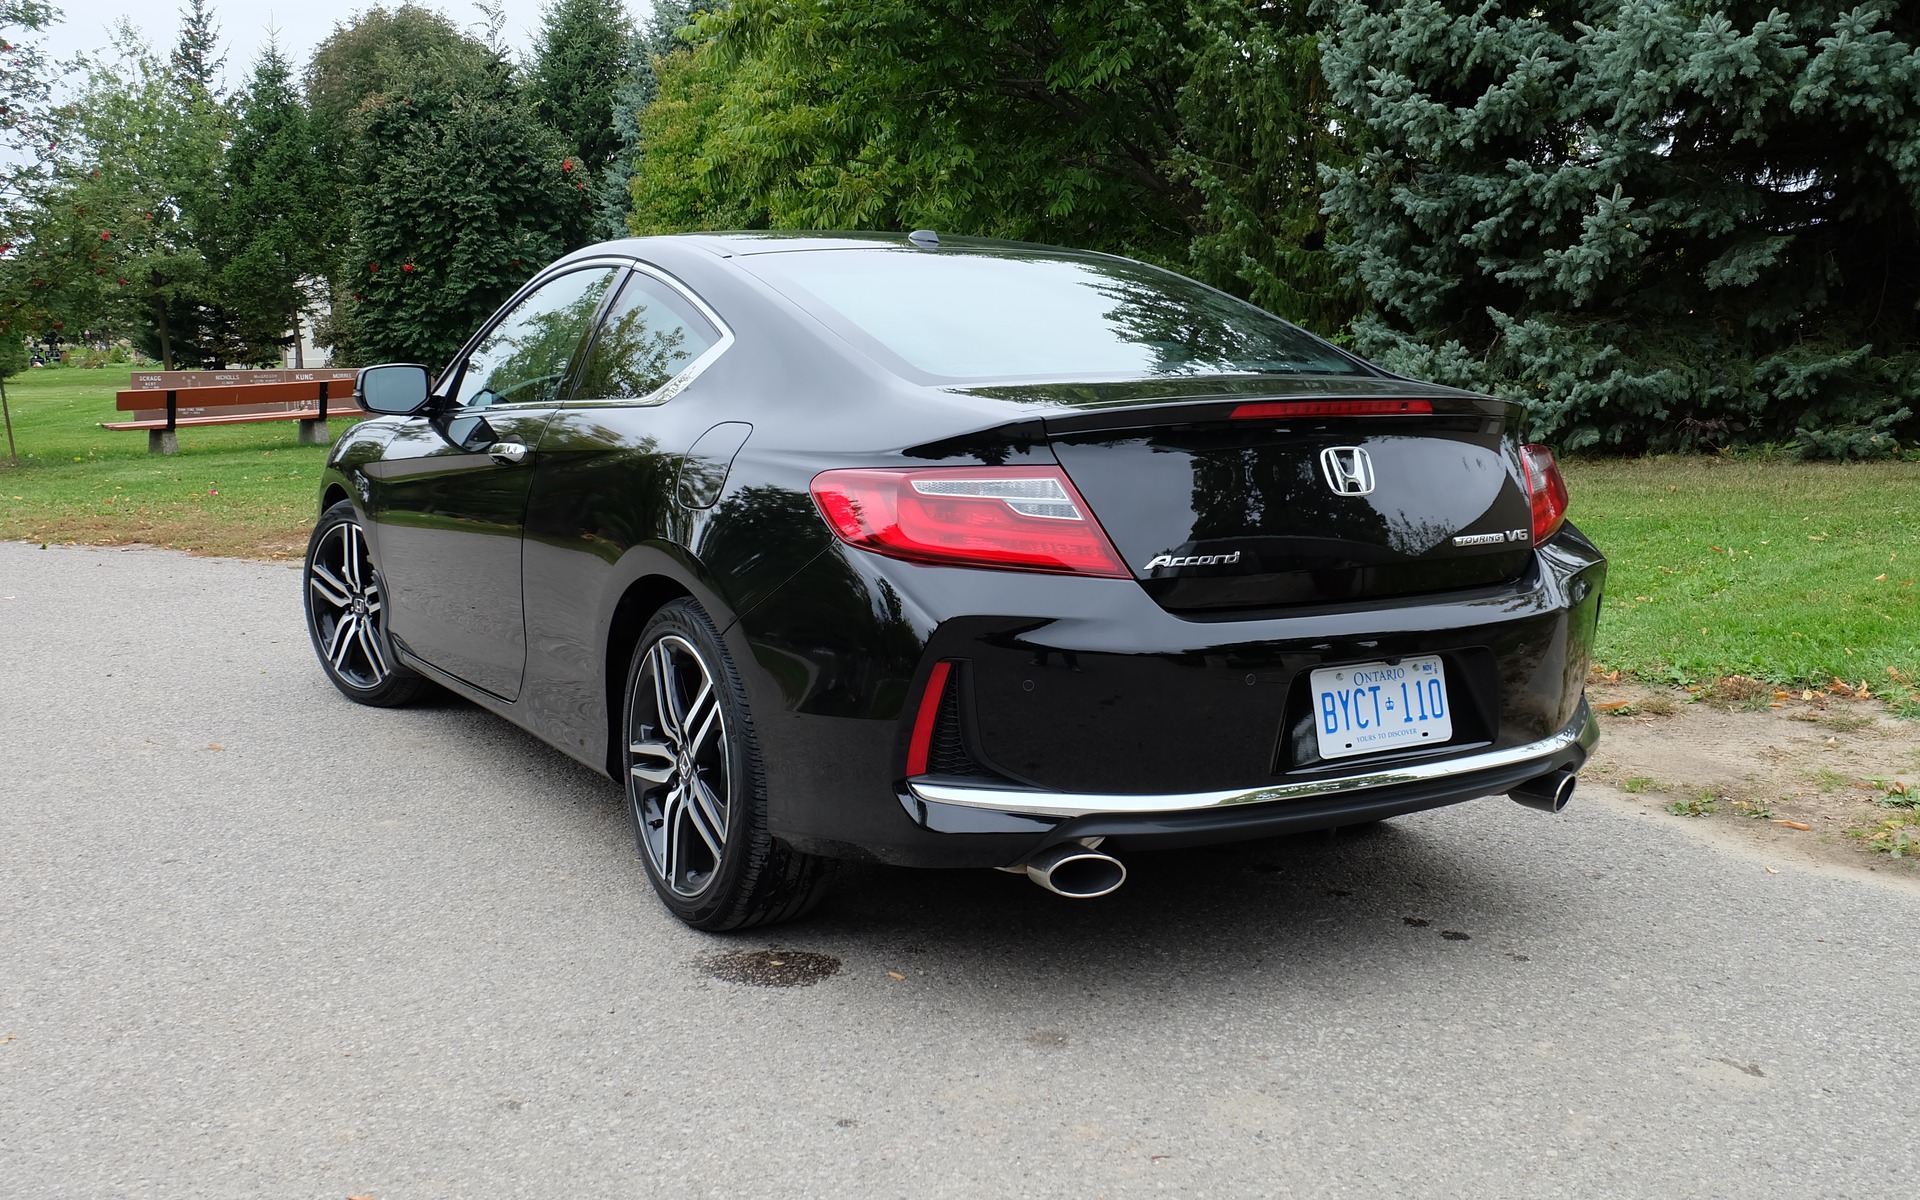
302,501,430,707
622,598,831,930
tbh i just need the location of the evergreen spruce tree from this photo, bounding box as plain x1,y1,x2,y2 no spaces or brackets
595,0,709,240
1317,1,1920,456
169,0,225,99
221,43,327,362
528,0,633,180
590,28,657,242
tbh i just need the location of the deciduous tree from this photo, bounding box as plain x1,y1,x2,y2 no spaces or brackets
623,1,1354,331
342,57,589,366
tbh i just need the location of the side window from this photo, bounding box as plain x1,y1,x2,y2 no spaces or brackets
451,266,620,410
570,272,721,403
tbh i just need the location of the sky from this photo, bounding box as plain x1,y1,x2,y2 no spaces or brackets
25,0,653,86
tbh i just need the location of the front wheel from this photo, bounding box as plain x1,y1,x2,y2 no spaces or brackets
303,501,429,707
623,598,831,930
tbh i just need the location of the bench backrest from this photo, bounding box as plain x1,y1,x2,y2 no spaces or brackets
119,369,362,412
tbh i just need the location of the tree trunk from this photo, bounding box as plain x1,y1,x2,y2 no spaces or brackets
2,376,17,464
154,296,174,371
292,308,305,368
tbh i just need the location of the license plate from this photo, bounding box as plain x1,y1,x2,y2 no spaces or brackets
1310,656,1453,760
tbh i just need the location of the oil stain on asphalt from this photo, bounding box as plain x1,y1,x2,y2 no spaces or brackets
695,949,842,987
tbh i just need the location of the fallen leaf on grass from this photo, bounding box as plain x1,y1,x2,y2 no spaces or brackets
1771,820,1812,831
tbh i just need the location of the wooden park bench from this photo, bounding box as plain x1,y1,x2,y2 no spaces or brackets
103,369,367,454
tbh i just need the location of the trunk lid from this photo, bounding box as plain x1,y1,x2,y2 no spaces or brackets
997,378,1534,611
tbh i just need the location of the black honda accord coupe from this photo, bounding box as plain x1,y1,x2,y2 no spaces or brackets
305,231,1604,929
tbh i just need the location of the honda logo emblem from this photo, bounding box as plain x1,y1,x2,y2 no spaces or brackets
1319,446,1375,496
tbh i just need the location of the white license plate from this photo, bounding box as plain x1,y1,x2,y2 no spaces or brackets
1310,656,1453,760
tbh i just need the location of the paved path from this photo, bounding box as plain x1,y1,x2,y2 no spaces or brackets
3,542,1917,1198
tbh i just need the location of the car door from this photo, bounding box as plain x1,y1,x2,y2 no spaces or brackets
364,263,624,700
518,266,731,750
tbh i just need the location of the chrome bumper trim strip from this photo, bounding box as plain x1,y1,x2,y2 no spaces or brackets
908,700,1598,818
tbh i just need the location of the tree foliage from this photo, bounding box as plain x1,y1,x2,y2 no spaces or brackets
1317,0,1920,456
624,0,1356,332
305,3,491,170
340,57,590,367
13,25,232,367
528,0,634,181
221,43,328,358
169,0,225,100
0,0,63,376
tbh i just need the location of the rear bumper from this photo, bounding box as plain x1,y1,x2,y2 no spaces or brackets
734,524,1605,868
909,698,1597,819
903,698,1596,856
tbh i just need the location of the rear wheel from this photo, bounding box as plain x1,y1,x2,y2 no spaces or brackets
303,501,429,707
623,598,830,930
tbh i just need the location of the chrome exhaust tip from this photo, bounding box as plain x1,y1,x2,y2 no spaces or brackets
1024,842,1127,899
1510,769,1577,813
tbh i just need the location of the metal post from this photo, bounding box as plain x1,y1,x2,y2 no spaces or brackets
299,380,330,445
149,389,178,455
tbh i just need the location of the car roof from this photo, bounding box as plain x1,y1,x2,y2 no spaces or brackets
595,230,1101,260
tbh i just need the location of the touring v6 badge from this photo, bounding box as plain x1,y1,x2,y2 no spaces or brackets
1452,529,1530,547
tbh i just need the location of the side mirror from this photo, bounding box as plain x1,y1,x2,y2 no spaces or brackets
356,363,434,416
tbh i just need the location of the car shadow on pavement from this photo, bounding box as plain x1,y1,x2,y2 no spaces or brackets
777,815,1562,1005
391,689,1562,999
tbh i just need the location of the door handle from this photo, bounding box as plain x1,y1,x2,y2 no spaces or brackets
488,442,528,466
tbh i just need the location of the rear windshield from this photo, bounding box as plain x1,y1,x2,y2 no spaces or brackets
742,248,1369,384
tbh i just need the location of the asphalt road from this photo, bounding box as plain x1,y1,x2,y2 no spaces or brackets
4,541,1918,1199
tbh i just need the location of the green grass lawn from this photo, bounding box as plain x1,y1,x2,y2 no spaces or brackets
1565,457,1919,704
0,363,352,558
2,365,1914,700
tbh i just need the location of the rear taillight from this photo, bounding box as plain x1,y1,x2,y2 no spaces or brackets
1231,399,1433,419
810,466,1128,577
1520,444,1569,542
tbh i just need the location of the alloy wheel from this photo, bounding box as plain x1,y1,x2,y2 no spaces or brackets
305,521,392,690
627,634,732,897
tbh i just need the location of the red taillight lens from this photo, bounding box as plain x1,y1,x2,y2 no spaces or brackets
1231,399,1433,419
1520,444,1569,542
810,466,1128,577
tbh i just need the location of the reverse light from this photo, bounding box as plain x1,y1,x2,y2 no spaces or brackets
1231,399,1433,419
1520,443,1569,542
810,466,1128,577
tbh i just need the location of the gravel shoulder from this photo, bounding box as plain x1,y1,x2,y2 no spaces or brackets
1585,679,1920,877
